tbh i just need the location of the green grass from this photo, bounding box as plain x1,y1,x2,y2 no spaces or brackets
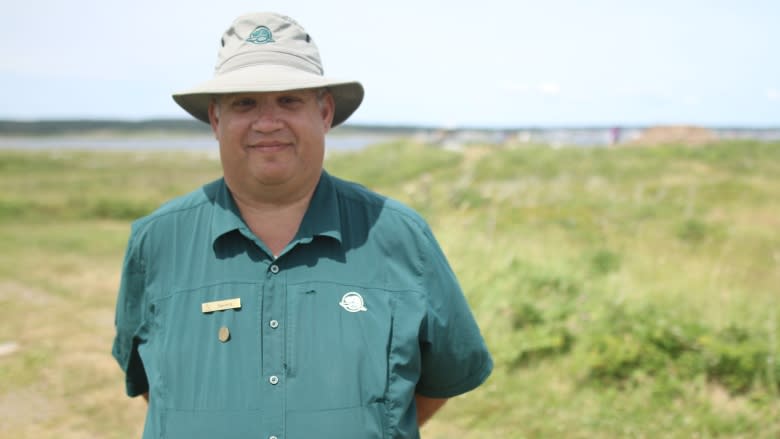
0,140,778,438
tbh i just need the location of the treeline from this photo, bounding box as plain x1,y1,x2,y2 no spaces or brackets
0,119,425,137
0,119,212,136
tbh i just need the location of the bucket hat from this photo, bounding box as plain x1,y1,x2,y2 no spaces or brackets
172,12,364,127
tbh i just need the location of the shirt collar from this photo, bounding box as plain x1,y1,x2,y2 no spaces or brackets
210,178,248,245
210,171,342,247
296,170,342,245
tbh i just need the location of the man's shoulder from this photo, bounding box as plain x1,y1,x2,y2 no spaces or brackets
130,178,222,234
329,174,428,231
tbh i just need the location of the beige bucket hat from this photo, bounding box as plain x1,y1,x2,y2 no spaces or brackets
172,12,364,127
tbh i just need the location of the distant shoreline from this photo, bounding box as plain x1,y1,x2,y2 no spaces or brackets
3,119,780,136
2,120,780,148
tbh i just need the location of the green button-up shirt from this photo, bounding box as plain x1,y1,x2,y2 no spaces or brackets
112,171,492,439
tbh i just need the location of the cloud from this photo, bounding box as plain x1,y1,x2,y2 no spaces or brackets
538,82,561,95
501,81,531,93
768,88,780,101
612,86,705,106
501,81,561,95
613,85,674,100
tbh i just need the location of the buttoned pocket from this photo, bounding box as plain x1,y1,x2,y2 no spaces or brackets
150,282,261,410
286,283,394,412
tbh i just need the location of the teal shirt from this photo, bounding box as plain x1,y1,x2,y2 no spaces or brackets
112,171,492,439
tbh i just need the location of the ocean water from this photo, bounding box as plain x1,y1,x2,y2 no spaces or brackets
2,128,777,152
0,134,394,152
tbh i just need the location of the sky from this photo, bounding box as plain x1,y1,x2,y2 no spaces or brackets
1,0,778,127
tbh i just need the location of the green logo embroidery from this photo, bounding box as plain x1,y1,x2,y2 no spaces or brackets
247,26,274,44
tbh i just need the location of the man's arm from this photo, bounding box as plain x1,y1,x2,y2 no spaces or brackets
414,394,448,426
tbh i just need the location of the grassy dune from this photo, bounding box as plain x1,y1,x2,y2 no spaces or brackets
0,140,778,438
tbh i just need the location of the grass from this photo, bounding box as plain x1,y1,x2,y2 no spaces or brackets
0,139,778,438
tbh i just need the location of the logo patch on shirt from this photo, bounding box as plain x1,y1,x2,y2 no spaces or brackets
339,292,367,313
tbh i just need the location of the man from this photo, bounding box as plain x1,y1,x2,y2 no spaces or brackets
112,12,492,439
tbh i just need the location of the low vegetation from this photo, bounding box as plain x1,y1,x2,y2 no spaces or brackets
0,139,778,438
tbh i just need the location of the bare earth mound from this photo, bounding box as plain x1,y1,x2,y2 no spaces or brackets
631,125,717,146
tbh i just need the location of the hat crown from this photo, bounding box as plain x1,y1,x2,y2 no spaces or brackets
215,13,323,76
172,11,364,127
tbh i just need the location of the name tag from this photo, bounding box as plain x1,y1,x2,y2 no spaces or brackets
201,298,242,313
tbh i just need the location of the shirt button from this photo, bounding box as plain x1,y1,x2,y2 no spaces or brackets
269,375,279,385
270,264,280,274
269,319,279,329
269,436,278,439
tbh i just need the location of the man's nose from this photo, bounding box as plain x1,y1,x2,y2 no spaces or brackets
250,103,283,132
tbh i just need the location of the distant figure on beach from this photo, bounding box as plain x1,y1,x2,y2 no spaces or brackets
610,126,621,145
111,12,492,439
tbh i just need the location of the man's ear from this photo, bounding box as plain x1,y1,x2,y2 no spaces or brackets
208,100,220,136
320,92,336,133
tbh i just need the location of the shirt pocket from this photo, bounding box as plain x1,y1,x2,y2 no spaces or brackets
286,283,394,412
151,282,261,410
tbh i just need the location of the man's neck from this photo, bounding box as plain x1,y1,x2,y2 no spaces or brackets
228,180,318,257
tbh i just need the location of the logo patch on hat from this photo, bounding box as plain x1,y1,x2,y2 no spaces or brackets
247,26,274,44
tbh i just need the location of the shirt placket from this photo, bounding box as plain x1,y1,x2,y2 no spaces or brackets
261,259,286,439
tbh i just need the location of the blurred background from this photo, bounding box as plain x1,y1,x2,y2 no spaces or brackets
1,1,778,437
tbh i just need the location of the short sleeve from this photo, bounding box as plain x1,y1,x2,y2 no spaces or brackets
111,227,150,397
415,225,493,398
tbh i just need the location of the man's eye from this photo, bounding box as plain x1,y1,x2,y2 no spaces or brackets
232,98,255,109
279,96,302,105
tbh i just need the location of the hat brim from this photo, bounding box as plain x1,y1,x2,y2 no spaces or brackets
172,65,364,127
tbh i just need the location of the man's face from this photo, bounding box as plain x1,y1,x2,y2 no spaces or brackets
208,89,335,198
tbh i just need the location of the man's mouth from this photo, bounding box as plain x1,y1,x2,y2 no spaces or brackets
247,141,291,152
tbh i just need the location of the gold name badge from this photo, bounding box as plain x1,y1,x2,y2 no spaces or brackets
201,298,242,313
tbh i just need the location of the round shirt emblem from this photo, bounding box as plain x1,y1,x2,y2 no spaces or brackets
339,292,367,313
